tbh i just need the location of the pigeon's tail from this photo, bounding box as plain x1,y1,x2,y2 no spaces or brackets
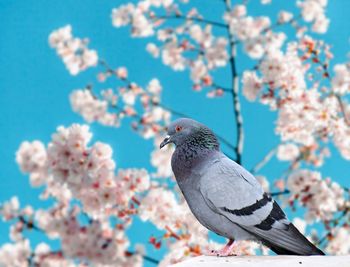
244,223,325,255
261,224,325,255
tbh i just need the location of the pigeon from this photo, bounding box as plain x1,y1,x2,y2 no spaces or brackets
160,118,324,256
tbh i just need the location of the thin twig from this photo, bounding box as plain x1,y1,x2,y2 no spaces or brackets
225,0,244,164
154,15,228,28
18,216,44,233
251,147,277,174
212,83,233,93
269,189,290,197
126,251,160,265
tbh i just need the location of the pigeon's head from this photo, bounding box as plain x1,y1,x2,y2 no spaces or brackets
160,118,219,150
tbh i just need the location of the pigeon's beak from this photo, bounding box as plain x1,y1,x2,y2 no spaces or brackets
160,135,171,149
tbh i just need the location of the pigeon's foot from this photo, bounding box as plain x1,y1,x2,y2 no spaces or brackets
206,239,236,257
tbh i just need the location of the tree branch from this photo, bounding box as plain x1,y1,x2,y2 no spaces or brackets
269,189,290,197
98,60,237,154
251,147,277,174
225,0,244,164
212,83,233,93
153,15,228,29
126,251,160,265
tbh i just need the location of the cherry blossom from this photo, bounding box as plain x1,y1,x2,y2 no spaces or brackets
70,89,120,127
332,64,350,95
0,197,20,221
276,143,300,161
49,25,98,75
326,226,350,255
0,239,31,267
242,71,263,101
14,124,152,222
151,136,174,178
139,188,182,229
297,0,329,33
225,6,271,41
287,170,345,222
278,11,294,24
16,141,48,187
34,205,143,266
112,4,154,37
333,118,350,160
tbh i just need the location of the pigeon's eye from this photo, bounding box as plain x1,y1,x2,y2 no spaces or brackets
175,125,183,132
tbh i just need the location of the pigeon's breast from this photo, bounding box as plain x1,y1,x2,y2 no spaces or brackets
171,147,194,179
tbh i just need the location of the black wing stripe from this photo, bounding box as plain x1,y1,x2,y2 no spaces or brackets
255,200,286,230
221,193,272,216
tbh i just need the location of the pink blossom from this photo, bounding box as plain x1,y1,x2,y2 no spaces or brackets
277,143,300,161
16,141,48,187
111,4,135,27
332,64,350,95
116,67,128,79
298,0,329,33
242,71,263,101
326,226,350,255
162,39,186,70
0,239,31,267
70,89,120,127
278,11,293,23
0,197,20,221
287,169,344,222
49,25,98,75
146,43,160,58
151,136,174,178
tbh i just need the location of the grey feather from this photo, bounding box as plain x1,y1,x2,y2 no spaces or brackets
162,118,325,255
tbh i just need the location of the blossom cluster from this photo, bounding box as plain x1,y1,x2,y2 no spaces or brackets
49,25,98,75
112,1,229,93
150,136,174,178
70,77,171,139
111,0,330,94
242,36,350,165
224,4,286,59
287,169,345,222
35,205,143,266
0,209,143,267
70,89,120,127
16,124,150,219
297,0,329,33
325,226,350,255
1,125,152,266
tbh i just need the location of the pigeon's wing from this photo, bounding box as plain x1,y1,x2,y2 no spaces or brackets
199,156,274,226
199,156,324,255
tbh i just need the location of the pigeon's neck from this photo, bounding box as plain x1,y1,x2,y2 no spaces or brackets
186,127,220,151
171,143,219,179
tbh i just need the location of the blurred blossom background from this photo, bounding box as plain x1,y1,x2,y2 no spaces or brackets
0,0,350,266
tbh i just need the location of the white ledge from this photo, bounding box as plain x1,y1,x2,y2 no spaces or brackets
170,255,350,267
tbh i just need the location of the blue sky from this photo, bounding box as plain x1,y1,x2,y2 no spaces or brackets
0,0,349,265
